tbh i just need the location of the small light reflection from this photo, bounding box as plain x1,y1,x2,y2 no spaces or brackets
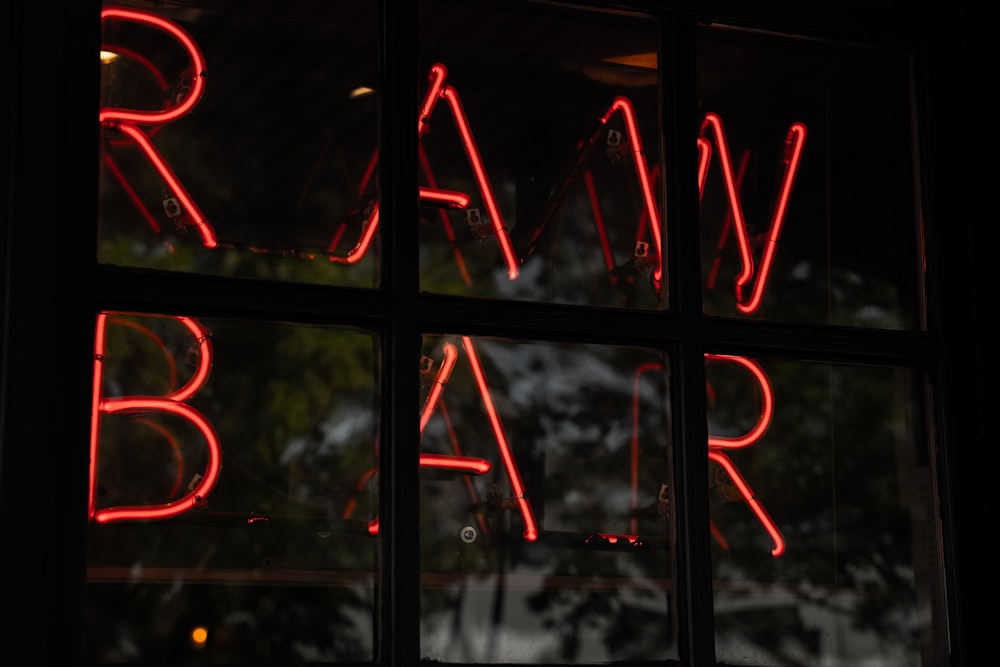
100,50,119,64
603,52,657,69
349,86,375,99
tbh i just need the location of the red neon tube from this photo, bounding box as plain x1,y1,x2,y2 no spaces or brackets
342,467,376,522
705,149,751,291
708,451,785,556
105,315,180,389
737,122,807,313
90,313,221,523
599,97,662,282
419,453,492,475
420,343,458,433
101,7,217,248
163,316,212,404
418,187,472,209
103,155,163,235
358,150,378,200
329,202,379,264
699,113,807,313
419,143,473,286
89,314,109,519
101,44,170,148
94,399,222,523
697,137,712,199
418,63,448,137
700,113,755,293
583,169,615,273
418,63,519,279
437,399,492,538
112,111,217,248
462,336,538,541
99,7,207,126
439,87,519,280
358,343,490,537
705,354,773,449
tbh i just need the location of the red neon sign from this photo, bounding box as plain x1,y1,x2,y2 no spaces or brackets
629,357,783,556
100,7,217,249
419,64,520,280
351,342,496,537
598,98,663,283
705,354,785,556
90,313,221,523
418,340,540,542
699,113,807,313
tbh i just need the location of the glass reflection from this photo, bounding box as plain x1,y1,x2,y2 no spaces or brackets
706,358,947,666
84,313,379,662
418,2,665,309
418,335,675,662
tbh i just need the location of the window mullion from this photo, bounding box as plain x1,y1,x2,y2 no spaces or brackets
661,11,718,667
380,0,420,664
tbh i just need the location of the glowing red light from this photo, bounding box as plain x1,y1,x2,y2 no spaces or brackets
420,343,458,433
708,451,785,556
419,453,492,475
418,187,472,209
704,354,785,556
461,337,538,541
419,64,519,280
699,113,807,313
705,354,774,449
103,155,162,235
584,169,616,273
99,8,207,126
419,144,473,285
598,97,663,282
100,7,217,248
90,313,221,523
329,202,378,264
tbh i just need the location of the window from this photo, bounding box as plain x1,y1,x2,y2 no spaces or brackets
1,1,991,666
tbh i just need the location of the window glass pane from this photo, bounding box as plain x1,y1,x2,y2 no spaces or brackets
418,335,675,662
698,27,922,329
98,2,379,286
84,313,379,662
706,357,947,665
418,2,665,309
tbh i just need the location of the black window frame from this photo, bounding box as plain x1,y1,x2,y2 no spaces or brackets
1,0,993,665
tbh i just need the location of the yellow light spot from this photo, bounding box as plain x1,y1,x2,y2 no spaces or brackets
349,86,375,99
100,50,119,64
190,626,209,648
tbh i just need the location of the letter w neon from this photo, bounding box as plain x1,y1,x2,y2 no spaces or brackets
698,113,807,314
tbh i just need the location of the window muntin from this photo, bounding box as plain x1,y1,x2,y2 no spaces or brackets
417,2,665,309
418,335,675,662
706,358,946,665
98,2,380,286
85,312,379,662
697,26,923,328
